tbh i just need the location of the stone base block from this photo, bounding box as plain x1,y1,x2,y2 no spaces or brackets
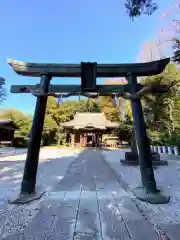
132,186,170,204
9,190,45,204
120,152,168,166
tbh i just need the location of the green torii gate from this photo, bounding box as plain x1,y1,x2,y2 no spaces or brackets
8,58,170,204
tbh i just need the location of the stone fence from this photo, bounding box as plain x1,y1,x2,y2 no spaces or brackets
150,145,179,156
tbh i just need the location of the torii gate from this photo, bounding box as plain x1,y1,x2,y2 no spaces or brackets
8,58,170,204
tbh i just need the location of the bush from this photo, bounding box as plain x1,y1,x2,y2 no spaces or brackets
148,130,180,147
56,133,66,145
164,135,180,146
13,136,28,148
114,123,133,144
147,130,165,145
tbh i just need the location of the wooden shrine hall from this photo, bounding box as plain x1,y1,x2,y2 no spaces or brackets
0,119,18,145
62,112,119,147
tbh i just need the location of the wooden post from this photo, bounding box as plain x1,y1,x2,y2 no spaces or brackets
71,133,75,147
82,134,85,147
85,133,87,147
80,134,83,147
128,73,170,204
10,74,51,204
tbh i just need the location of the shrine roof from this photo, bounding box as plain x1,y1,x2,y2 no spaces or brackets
0,119,18,129
62,112,119,129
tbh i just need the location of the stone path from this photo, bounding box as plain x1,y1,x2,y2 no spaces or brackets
0,148,27,158
0,148,163,239
103,149,180,240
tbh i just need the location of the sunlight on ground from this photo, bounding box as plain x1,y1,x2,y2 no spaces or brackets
13,179,22,184
107,203,113,209
5,154,27,160
0,166,12,172
107,200,139,220
56,175,64,180
0,148,82,161
13,172,23,178
0,176,11,181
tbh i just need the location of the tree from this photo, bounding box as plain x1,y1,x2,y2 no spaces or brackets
99,96,120,122
0,109,32,147
114,121,133,143
173,38,180,62
43,97,101,145
42,114,58,146
125,0,158,18
0,109,32,134
142,63,180,137
132,0,180,63
122,99,133,123
84,98,101,113
156,0,180,62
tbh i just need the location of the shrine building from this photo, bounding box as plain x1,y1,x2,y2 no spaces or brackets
0,119,18,146
62,112,119,147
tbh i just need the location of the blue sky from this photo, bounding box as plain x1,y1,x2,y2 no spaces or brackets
0,0,172,114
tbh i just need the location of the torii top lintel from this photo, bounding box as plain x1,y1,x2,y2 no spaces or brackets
8,58,170,78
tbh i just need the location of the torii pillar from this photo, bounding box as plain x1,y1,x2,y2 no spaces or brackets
126,73,170,204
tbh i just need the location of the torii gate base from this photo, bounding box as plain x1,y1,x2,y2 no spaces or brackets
8,59,170,205
120,130,168,166
121,152,168,166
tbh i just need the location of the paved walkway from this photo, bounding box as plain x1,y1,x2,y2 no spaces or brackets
0,148,165,240
103,149,180,240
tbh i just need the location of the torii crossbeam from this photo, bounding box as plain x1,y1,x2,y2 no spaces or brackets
8,58,170,205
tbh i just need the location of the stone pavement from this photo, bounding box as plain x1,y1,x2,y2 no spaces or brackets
0,148,81,202
0,148,179,239
103,148,180,240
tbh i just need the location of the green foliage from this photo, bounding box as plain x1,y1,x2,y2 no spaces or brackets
0,109,32,136
114,122,133,143
99,96,121,122
13,136,28,148
122,100,133,123
47,98,100,125
42,114,58,146
0,93,130,147
0,109,32,147
165,135,180,146
147,130,164,145
142,64,180,146
44,96,125,145
148,130,180,147
42,97,101,145
142,64,180,133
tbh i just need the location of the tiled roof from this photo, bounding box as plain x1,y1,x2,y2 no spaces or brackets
0,119,18,129
62,113,119,129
